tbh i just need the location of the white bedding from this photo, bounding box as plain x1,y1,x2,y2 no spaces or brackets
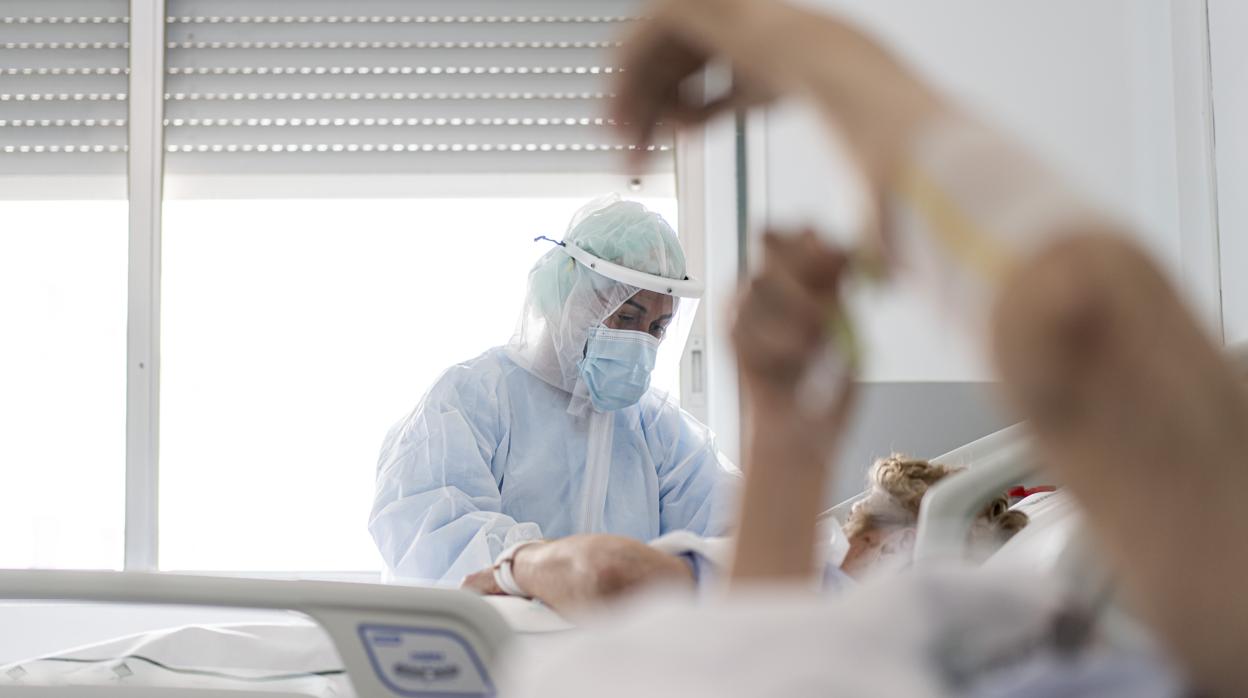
0,596,571,696
1,622,350,697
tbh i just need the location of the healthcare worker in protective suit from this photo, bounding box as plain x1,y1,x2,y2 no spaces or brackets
369,197,740,585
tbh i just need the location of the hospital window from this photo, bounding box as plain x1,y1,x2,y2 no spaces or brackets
151,1,682,573
158,196,678,573
0,1,131,570
0,0,688,575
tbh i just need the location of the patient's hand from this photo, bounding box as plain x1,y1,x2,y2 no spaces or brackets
733,230,856,469
461,535,694,613
460,567,504,596
613,0,945,191
729,230,857,584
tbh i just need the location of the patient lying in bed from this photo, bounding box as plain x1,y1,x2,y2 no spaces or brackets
461,454,1028,611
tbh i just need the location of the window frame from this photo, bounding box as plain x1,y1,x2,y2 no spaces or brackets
124,0,165,571
118,0,725,574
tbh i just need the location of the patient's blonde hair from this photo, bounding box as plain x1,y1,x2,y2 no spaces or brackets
844,454,1028,551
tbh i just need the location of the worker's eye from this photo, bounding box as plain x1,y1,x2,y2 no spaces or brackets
651,322,668,339
615,314,637,324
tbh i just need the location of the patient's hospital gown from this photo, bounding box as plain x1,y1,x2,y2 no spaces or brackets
369,347,739,584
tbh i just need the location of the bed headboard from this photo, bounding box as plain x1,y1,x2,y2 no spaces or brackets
819,423,1030,527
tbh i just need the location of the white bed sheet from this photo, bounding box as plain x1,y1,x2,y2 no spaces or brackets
1,621,348,697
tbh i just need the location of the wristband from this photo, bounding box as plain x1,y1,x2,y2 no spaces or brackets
492,541,536,598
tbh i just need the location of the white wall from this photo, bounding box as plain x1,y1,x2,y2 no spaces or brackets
1209,0,1248,345
758,0,1189,381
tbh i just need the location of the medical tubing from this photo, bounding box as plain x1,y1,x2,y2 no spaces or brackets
771,115,1071,421
794,303,857,419
886,114,1108,342
788,114,1070,419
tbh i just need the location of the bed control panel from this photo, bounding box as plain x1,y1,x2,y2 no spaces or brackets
358,624,494,697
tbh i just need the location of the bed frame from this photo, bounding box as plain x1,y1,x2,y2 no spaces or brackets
0,571,511,698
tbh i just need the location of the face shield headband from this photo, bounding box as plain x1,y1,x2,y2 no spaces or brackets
534,235,705,299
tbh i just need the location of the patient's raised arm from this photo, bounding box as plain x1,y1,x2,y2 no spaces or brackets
616,2,1248,691
728,231,855,584
992,232,1248,697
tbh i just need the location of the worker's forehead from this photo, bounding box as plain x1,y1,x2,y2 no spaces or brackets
624,290,674,310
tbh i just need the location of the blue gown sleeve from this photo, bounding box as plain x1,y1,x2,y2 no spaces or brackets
369,365,542,585
648,402,742,537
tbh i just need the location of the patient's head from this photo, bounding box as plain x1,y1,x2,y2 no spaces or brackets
840,455,1028,579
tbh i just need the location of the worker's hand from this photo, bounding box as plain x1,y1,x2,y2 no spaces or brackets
612,0,946,190
733,230,856,452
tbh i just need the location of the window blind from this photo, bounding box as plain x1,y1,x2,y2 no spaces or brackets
0,0,130,176
163,0,669,177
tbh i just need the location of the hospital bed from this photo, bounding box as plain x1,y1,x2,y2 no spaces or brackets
6,342,1244,696
835,339,1248,572
905,340,1248,652
0,427,1081,698
0,445,1160,698
822,422,1083,578
899,422,1156,656
0,571,568,697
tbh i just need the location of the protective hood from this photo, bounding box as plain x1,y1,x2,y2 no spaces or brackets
505,195,699,416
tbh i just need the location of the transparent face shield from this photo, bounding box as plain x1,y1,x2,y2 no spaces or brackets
648,295,700,402
560,237,704,403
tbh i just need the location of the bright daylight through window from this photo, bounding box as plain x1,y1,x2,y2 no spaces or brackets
0,1,130,569
154,1,677,572
159,196,677,572
0,0,678,574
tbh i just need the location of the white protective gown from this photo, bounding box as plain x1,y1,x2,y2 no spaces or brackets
369,198,740,584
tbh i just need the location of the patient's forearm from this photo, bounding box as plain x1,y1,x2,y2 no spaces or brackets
510,541,594,610
512,535,693,612
993,232,1248,696
730,424,828,585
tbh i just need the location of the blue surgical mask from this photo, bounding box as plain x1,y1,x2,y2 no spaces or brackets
578,326,660,411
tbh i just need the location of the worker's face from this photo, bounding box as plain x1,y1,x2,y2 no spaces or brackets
604,290,674,341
